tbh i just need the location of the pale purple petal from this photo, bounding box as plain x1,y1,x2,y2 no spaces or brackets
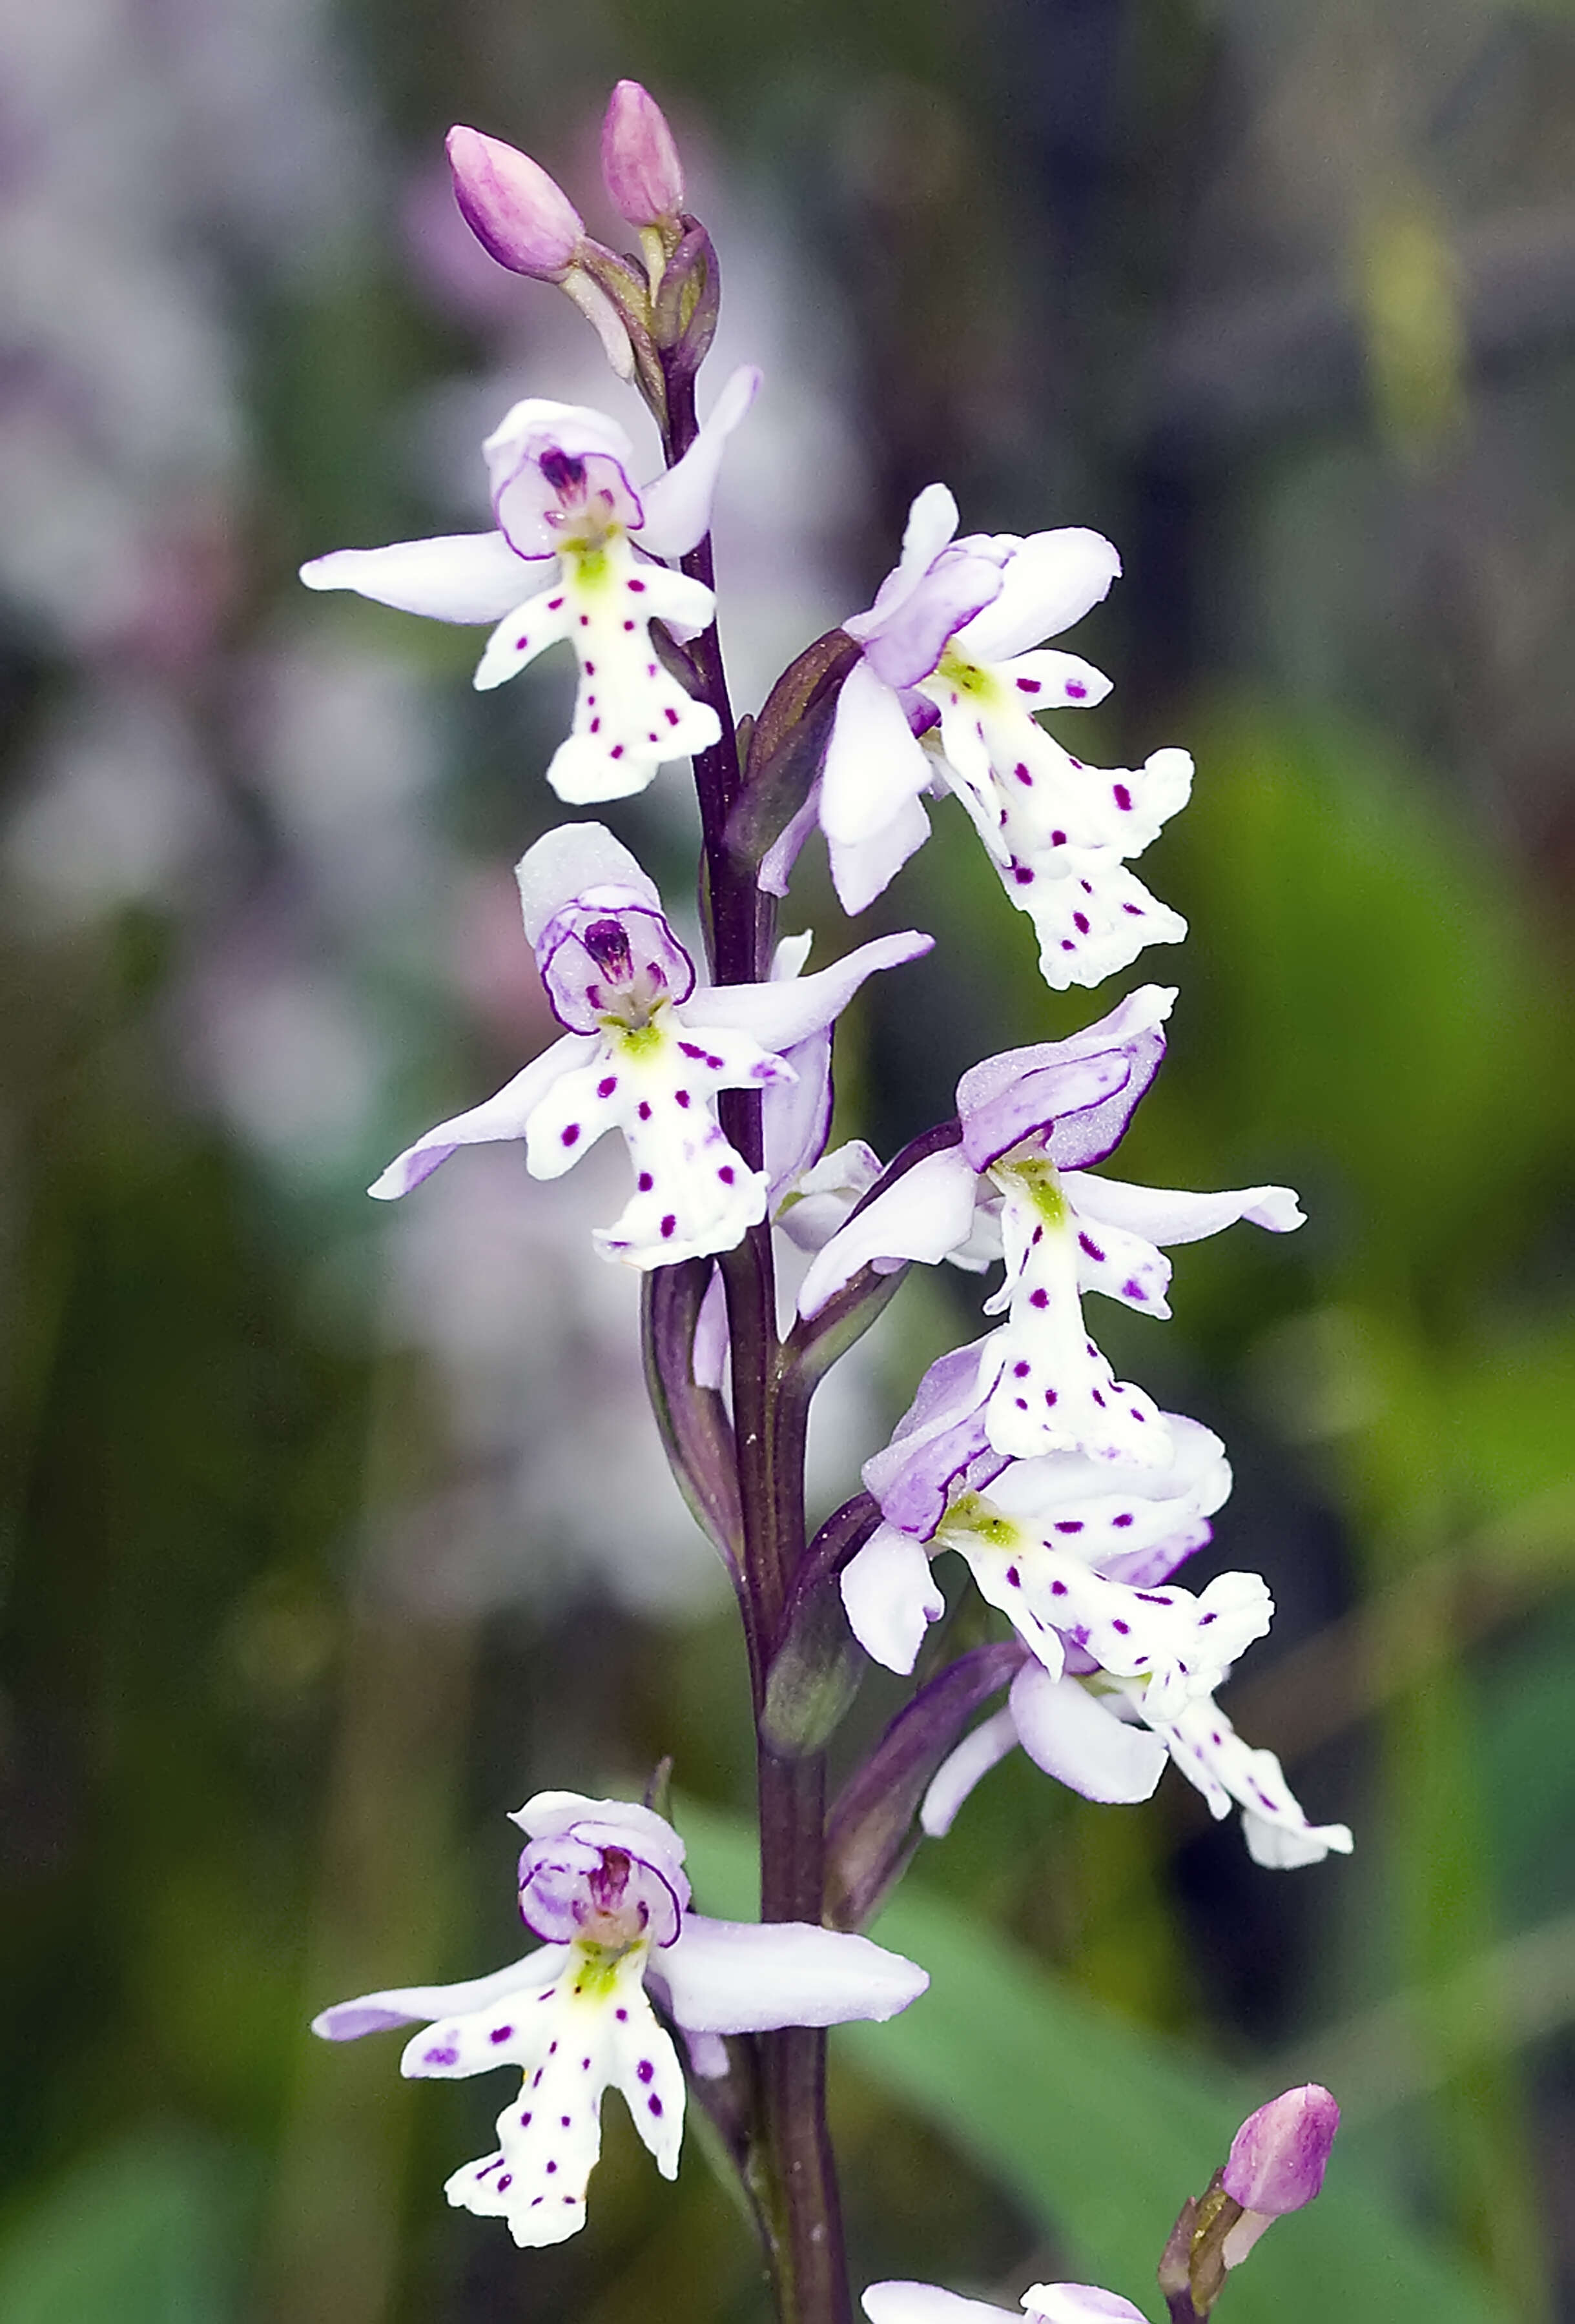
312,1950,562,2041
657,1915,927,2033
863,2283,1016,2324
845,484,961,641
690,930,932,1055
957,984,1175,1172
797,1143,978,1319
841,1522,945,1675
954,528,1122,662
300,531,536,622
1062,1173,1306,1247
635,366,762,559
918,1709,1018,1837
1008,1664,1168,1804
368,1034,588,1198
692,1266,728,1390
760,786,824,899
862,1336,1002,1535
860,549,1007,691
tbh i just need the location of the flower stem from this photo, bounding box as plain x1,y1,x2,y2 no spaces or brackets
657,345,852,2324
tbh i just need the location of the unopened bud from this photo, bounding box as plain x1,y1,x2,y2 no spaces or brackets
1222,2084,1339,2218
601,80,685,226
446,125,584,280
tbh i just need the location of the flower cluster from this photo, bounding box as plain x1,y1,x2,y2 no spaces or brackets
299,77,1353,2299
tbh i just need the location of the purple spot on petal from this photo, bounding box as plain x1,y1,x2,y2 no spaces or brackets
1005,1565,1020,1586
638,1101,652,1121
1016,677,1042,695
1122,1278,1145,1299
547,596,563,611
624,618,635,631
1078,1231,1104,1261
661,1215,676,1238
1113,1513,1133,1527
490,2024,513,2043
1014,763,1033,787
637,2060,654,2083
1060,939,1075,952
424,2045,458,2066
612,744,625,759
637,1170,654,1191
515,633,530,650
1055,1520,1084,1534
629,578,646,593
1112,1618,1130,1635
616,2008,628,2021
1044,1388,1057,1406
590,717,601,733
1030,1288,1049,1309
561,1123,579,1147
1113,782,1132,810
675,1089,691,1109
598,1075,617,1097
1013,865,1035,885
1013,1360,1030,1377
665,707,680,726
719,1165,735,1183
649,2095,664,2115
1122,902,1142,915
1051,1579,1068,1596
1073,912,1091,935
547,2160,557,2174
1066,680,1088,700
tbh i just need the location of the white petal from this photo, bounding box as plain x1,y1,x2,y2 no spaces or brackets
522,1057,630,1179
1024,2287,1150,2324
607,1979,686,2177
368,1034,590,1198
1004,853,1188,992
691,929,932,1054
635,365,762,558
1008,1666,1167,1804
955,528,1121,662
301,531,537,622
798,1143,978,1318
633,562,717,643
776,1138,883,1252
995,649,1113,709
829,786,932,916
918,1709,1019,1837
1243,1812,1355,1869
473,590,575,690
1061,1172,1306,1247
514,822,661,943
821,659,935,849
657,1915,927,2033
312,1949,565,2041
863,2284,1016,2324
841,1522,945,1675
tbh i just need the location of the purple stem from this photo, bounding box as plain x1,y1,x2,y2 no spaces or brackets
655,344,851,2324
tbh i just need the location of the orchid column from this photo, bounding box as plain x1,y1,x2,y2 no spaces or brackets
299,79,1350,2324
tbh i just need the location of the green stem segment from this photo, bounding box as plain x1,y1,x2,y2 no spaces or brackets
655,343,852,2324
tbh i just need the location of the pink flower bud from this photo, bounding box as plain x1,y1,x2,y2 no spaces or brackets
1222,2084,1339,2217
601,80,685,226
445,126,584,280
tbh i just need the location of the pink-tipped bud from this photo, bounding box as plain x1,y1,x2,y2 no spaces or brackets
1222,2084,1339,2217
601,80,685,226
446,126,584,280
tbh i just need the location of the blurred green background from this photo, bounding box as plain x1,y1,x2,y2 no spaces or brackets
2,1,1573,2321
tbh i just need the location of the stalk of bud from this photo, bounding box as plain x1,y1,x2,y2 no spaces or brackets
446,125,585,280
1157,2085,1339,2319
601,80,686,227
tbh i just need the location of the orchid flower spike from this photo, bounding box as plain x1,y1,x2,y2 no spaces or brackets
863,2277,1149,2324
314,1792,927,2248
806,484,1189,988
843,1360,1268,1718
368,824,931,1270
302,367,759,804
799,987,1304,1467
